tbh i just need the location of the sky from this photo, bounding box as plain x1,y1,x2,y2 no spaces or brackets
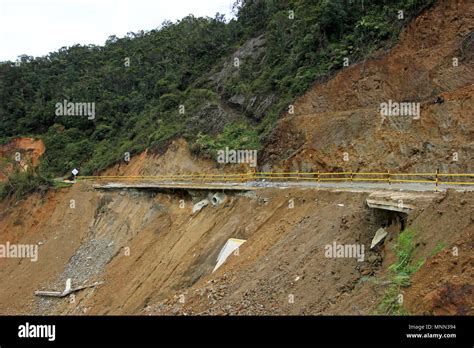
0,0,235,62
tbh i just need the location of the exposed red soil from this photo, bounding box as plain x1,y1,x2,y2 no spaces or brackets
0,138,45,179
261,0,474,176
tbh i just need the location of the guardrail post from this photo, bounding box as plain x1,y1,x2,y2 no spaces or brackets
435,168,439,191
317,170,320,184
387,169,391,185
296,171,299,182
350,170,353,184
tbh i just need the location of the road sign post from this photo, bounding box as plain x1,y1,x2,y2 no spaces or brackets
72,168,79,181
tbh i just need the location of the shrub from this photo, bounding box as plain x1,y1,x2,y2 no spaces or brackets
377,229,425,315
0,165,52,200
194,123,260,157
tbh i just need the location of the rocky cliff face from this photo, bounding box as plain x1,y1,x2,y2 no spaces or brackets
208,35,274,120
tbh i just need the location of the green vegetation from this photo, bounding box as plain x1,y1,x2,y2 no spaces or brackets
194,123,260,157
0,164,52,200
52,179,73,189
430,241,446,256
0,0,435,198
377,228,425,315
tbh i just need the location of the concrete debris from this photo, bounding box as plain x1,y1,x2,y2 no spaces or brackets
192,199,209,214
370,228,388,249
35,278,103,298
213,238,246,273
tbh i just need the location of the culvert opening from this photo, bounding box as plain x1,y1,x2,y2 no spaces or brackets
373,209,407,232
210,192,226,206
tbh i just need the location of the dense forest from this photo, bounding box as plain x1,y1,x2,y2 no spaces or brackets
0,0,434,197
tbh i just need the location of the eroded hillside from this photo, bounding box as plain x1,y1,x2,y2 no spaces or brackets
0,140,472,315
262,0,474,174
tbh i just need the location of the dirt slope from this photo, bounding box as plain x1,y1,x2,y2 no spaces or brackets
103,138,253,177
262,0,474,174
0,140,472,315
0,138,45,179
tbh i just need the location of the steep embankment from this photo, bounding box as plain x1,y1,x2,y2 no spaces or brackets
262,0,474,174
101,139,251,177
0,140,472,315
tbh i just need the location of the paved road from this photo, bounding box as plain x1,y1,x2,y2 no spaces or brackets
91,180,474,193
244,180,474,192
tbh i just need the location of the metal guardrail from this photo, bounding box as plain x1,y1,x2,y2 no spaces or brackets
77,171,474,189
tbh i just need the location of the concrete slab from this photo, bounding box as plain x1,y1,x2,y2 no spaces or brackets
93,182,256,192
366,191,437,213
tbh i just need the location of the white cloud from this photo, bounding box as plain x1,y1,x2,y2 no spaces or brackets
0,0,235,61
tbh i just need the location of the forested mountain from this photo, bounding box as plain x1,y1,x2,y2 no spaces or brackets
0,0,434,179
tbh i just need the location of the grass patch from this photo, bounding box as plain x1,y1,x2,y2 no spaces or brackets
52,179,73,188
376,228,425,315
430,241,446,256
